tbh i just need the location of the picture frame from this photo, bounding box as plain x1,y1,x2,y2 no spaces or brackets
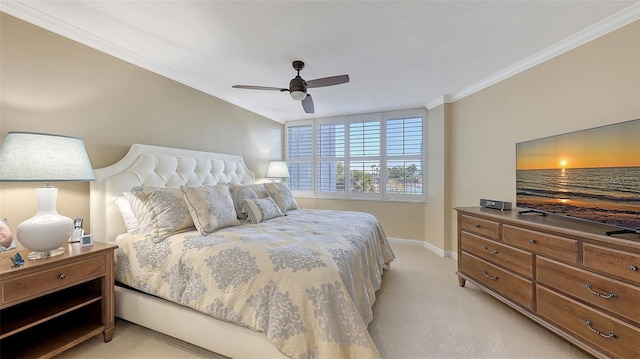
81,234,93,247
0,217,16,251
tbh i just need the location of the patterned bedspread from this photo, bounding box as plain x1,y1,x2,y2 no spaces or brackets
115,209,395,359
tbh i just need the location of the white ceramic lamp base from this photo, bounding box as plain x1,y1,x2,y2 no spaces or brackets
16,187,73,259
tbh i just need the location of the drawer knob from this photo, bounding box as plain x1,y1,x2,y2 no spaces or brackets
475,224,481,228
529,239,536,244
58,274,66,280
629,265,638,272
483,246,498,255
584,320,617,339
584,282,618,299
483,270,498,281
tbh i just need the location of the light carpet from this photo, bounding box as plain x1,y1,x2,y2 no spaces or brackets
56,242,593,358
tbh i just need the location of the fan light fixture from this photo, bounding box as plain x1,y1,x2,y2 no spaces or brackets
290,91,306,101
0,132,95,259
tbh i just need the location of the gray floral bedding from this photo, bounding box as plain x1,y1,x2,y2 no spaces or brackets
115,209,395,359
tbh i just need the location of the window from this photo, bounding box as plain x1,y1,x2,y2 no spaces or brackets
285,108,426,202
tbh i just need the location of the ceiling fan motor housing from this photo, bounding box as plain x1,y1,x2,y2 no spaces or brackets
289,76,307,100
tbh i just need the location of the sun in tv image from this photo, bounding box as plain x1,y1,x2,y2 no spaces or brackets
516,119,640,233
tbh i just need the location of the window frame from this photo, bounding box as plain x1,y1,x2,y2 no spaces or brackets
285,108,426,202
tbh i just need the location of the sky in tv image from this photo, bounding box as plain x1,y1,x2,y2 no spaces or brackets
516,119,640,232
517,119,640,170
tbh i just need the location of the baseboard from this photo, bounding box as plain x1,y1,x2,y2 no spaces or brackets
388,237,457,260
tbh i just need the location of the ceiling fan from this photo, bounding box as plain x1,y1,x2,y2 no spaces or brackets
232,60,349,114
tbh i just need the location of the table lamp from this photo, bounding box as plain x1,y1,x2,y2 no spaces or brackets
266,161,290,182
0,132,95,259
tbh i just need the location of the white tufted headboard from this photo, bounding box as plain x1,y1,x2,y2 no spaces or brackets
89,144,255,244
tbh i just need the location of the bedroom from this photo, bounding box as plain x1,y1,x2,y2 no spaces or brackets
1,1,639,358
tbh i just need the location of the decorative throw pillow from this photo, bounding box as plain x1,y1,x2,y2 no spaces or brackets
131,186,195,243
249,183,269,199
181,185,240,235
230,184,259,219
124,191,154,235
112,196,139,234
243,198,284,224
264,182,298,214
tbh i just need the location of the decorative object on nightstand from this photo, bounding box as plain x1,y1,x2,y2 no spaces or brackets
266,161,290,183
0,132,95,259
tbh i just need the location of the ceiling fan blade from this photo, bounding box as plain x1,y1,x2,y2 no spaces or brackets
305,75,349,88
232,85,287,91
302,94,314,113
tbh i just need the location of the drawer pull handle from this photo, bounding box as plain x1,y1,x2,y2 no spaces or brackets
529,239,536,244
584,282,618,299
584,320,617,339
630,265,638,272
483,246,498,255
59,274,66,280
483,270,498,281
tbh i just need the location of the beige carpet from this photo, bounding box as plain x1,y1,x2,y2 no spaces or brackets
57,242,593,358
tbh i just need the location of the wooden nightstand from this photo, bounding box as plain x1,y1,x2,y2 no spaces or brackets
0,242,117,358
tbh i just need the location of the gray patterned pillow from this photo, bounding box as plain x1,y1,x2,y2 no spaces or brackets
264,182,298,214
243,198,284,224
181,185,240,235
230,184,259,219
131,186,195,243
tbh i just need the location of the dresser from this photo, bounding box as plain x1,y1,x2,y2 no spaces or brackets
0,242,117,358
456,207,640,359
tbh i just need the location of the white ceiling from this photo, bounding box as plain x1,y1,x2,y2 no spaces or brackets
2,1,640,123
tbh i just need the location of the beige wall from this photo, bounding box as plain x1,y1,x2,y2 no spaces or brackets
0,14,282,236
447,20,640,252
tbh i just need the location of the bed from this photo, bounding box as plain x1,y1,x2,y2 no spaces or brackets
89,144,395,359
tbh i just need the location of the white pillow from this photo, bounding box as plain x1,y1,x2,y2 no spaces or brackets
243,198,284,224
123,191,154,235
112,196,139,233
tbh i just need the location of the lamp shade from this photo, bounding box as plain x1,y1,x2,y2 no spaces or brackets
0,132,95,182
0,132,95,258
266,161,290,179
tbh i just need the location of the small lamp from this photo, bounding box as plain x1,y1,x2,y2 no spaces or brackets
0,132,95,259
266,161,290,182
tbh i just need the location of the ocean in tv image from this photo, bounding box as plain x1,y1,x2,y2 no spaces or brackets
516,119,640,232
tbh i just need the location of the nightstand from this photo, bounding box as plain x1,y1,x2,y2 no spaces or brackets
0,242,117,358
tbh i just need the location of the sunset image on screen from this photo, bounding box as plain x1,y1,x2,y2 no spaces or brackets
516,119,640,232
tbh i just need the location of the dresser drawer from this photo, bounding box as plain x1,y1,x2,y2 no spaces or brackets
460,215,500,240
583,243,640,285
537,286,640,359
460,252,533,309
537,256,640,324
2,255,106,304
503,225,578,263
461,231,533,278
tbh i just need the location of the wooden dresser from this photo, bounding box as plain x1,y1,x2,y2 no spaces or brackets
455,207,640,359
0,242,117,358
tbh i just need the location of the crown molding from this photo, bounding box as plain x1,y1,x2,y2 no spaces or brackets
449,2,640,103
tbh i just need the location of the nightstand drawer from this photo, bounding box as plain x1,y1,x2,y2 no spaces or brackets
503,225,578,263
461,231,533,278
460,215,500,240
2,255,105,304
461,252,533,309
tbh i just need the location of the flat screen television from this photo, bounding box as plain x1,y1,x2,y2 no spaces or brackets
516,118,640,235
